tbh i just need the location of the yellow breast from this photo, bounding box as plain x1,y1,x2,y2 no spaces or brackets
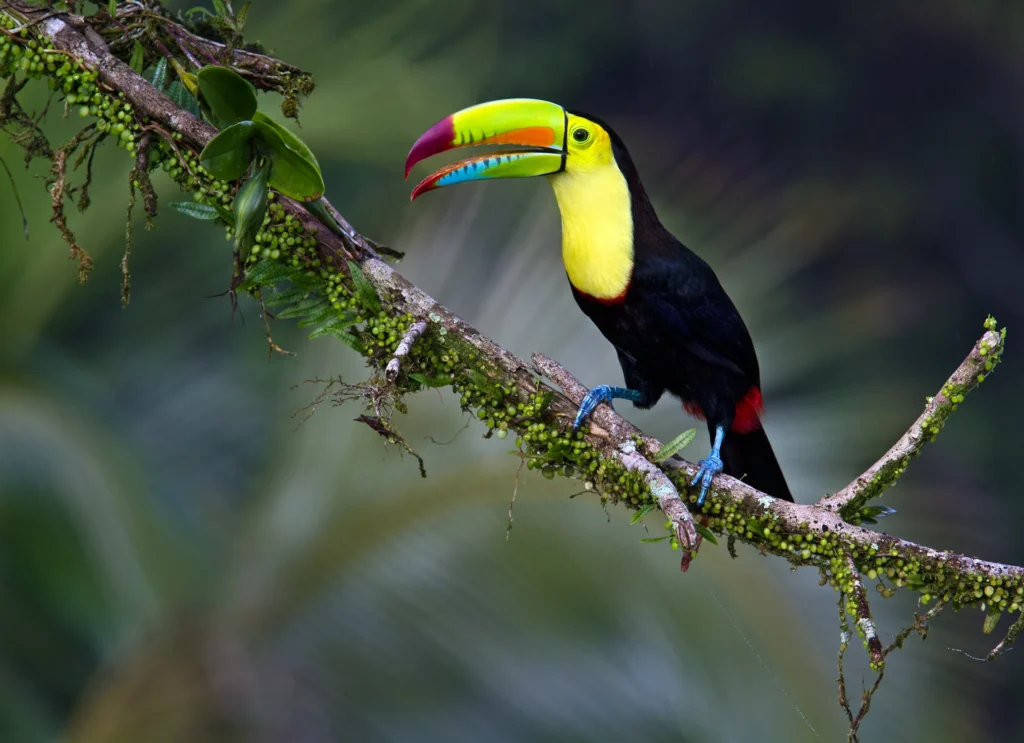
548,164,634,300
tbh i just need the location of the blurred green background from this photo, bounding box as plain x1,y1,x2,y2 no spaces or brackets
1,0,1022,740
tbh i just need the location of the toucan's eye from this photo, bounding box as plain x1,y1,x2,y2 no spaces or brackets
572,128,590,143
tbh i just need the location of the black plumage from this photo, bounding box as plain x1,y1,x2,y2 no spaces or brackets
568,114,793,501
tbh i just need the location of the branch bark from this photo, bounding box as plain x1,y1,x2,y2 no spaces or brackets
532,353,698,552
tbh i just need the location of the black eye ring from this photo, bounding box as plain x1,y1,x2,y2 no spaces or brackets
572,128,590,143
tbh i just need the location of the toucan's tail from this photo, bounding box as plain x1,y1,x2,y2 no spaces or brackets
717,425,793,502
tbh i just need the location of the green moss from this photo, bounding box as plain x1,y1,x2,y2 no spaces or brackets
281,72,315,121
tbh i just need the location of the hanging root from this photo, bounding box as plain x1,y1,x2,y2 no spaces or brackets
50,145,91,282
845,554,884,671
838,594,946,742
354,414,426,478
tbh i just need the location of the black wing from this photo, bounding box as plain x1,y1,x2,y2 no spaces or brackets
630,256,761,385
613,346,665,409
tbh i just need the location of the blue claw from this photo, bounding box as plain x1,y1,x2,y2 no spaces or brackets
692,453,724,507
572,385,642,433
691,424,726,507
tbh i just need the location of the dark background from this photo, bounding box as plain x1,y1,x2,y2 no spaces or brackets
1,0,1022,740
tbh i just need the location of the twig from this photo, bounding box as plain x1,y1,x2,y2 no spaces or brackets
163,21,219,67
507,453,525,541
354,414,426,478
837,597,854,733
167,27,202,69
0,153,28,238
819,327,1004,513
49,127,97,282
258,295,294,358
987,612,1024,661
844,554,884,670
838,596,946,742
116,4,305,85
385,320,427,382
425,418,470,446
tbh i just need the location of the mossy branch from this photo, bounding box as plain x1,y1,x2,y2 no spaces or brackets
3,3,1020,737
819,319,1005,516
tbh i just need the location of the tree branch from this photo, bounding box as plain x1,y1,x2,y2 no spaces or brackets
532,353,698,553
819,323,1004,514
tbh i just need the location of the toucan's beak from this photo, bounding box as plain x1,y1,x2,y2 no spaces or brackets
405,98,566,200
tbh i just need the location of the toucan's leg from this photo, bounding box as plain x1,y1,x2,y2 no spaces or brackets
572,385,643,433
692,425,726,507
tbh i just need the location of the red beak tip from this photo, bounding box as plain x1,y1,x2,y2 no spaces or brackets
404,116,456,181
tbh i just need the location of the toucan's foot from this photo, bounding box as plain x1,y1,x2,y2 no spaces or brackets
691,424,727,507
572,385,642,433
692,453,723,507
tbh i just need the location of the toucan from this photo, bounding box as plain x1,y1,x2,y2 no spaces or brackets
404,99,793,504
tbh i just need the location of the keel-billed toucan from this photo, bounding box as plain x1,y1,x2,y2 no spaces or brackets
404,99,793,504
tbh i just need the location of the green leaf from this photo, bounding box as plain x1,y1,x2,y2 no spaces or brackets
298,302,344,327
184,7,214,21
653,428,696,462
213,203,235,226
252,112,320,170
263,287,309,307
287,270,322,291
212,0,229,16
129,40,145,74
306,313,359,339
640,536,670,544
243,259,301,288
319,326,365,353
199,120,256,181
252,112,324,201
345,260,381,314
166,81,201,117
630,503,658,525
168,201,220,220
197,65,258,128
170,59,200,99
694,523,718,546
276,296,329,320
151,57,168,91
305,197,351,240
108,0,117,18
236,1,251,31
408,372,450,388
232,161,270,262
